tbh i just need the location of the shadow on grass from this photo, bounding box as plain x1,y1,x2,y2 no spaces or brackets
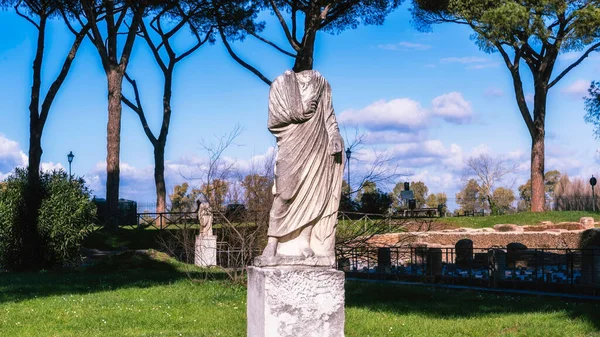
345,281,600,331
0,250,231,305
83,228,167,250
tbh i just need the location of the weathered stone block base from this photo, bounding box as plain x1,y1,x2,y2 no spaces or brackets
247,266,345,337
194,235,217,267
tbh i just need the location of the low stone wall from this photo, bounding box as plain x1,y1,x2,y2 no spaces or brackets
370,231,585,249
367,217,598,249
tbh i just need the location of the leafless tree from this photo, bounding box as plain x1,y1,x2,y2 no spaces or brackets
343,129,407,196
160,126,270,284
464,153,518,214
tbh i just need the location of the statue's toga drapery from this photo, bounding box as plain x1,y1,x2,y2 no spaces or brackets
266,70,344,257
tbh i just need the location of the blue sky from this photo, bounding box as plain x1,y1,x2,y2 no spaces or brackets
1,4,599,210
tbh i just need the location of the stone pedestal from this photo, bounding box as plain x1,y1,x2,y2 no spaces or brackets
194,235,217,267
247,266,345,337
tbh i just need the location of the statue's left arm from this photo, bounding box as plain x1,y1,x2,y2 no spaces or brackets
323,83,344,155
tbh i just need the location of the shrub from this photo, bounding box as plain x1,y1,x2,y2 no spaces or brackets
0,169,29,269
0,168,96,270
580,229,600,248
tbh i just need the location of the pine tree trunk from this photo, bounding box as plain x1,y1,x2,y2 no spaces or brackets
154,143,166,223
106,68,124,228
530,89,547,213
530,131,545,212
19,16,48,271
293,34,316,72
293,11,319,73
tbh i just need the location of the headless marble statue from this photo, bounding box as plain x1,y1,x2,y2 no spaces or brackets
261,70,344,260
197,201,213,236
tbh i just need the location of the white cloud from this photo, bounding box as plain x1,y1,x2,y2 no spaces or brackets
0,134,75,183
338,98,429,132
484,87,504,97
559,51,582,61
431,92,473,124
41,162,65,172
86,146,279,202
361,130,427,145
440,57,488,64
388,140,449,159
467,63,500,70
339,92,474,140
0,134,27,174
561,79,590,98
558,51,600,62
377,41,432,51
440,56,499,70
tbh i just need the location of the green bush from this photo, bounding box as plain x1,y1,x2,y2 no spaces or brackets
0,169,29,269
0,168,96,270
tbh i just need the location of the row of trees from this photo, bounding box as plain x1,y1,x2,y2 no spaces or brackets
413,0,600,212
167,176,451,216
2,0,404,233
455,167,600,214
553,174,600,211
3,1,600,270
169,167,596,216
168,174,273,214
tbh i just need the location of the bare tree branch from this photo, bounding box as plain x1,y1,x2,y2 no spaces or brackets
39,22,90,129
218,27,272,86
268,0,301,52
14,0,40,29
549,42,600,88
122,73,157,145
245,29,297,58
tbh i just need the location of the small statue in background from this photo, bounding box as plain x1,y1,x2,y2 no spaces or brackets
196,199,213,236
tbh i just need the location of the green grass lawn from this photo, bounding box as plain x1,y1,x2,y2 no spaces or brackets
438,211,600,229
1,252,599,336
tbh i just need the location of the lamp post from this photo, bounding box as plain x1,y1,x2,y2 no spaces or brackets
67,151,74,180
345,147,352,192
591,175,597,211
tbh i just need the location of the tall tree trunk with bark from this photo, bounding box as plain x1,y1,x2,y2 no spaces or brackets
292,6,320,73
155,71,172,215
530,86,547,212
106,68,124,228
27,15,46,186
20,15,48,271
154,142,166,212
293,31,316,72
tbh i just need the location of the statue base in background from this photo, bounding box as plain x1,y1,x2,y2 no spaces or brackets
247,265,345,337
194,235,217,267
